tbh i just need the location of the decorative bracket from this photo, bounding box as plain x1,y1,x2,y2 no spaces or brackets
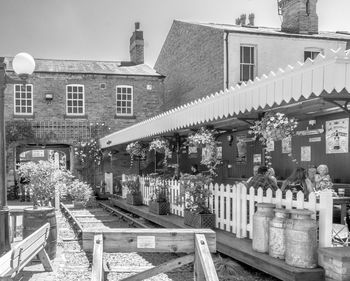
322,97,350,115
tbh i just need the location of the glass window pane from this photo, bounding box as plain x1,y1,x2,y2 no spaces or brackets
73,101,77,106
127,108,131,114
127,88,131,94
67,101,72,106
122,88,126,93
15,107,20,113
117,94,121,100
15,93,20,99
27,107,32,113
117,101,121,106
21,93,25,98
78,108,83,113
27,100,32,106
15,100,20,105
78,101,83,106
78,94,83,99
127,95,131,100
21,100,26,105
122,108,126,113
127,101,131,107
122,94,126,100
68,108,72,113
15,85,20,91
73,108,77,113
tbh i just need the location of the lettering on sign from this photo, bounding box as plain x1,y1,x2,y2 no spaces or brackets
137,236,155,248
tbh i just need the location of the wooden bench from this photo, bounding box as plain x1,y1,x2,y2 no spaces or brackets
0,223,53,281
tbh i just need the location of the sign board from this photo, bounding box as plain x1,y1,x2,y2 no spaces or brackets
32,150,45,157
137,236,155,248
104,172,113,194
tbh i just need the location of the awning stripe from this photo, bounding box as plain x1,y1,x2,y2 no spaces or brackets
100,48,350,148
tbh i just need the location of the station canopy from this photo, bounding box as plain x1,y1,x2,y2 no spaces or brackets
100,48,350,149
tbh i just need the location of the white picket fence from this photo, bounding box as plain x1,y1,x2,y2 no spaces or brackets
135,175,334,248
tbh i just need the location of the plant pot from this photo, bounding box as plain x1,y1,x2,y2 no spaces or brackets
23,207,57,260
149,201,169,215
184,209,216,229
73,200,85,209
126,192,143,206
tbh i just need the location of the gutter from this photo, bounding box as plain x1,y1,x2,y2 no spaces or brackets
225,31,229,89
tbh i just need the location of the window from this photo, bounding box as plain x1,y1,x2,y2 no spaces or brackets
304,48,323,61
116,85,133,116
240,45,255,82
14,84,33,115
66,85,85,115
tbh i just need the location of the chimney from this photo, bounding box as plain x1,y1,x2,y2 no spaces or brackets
279,0,318,34
248,13,255,26
129,22,144,64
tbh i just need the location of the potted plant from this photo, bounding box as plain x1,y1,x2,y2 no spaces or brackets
67,179,94,208
17,160,73,259
180,173,215,228
125,177,143,205
148,177,169,215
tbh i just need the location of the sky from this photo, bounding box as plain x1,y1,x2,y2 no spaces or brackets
0,0,349,67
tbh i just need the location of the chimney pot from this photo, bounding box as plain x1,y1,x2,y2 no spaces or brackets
248,13,255,26
240,14,247,25
130,22,144,64
135,22,140,30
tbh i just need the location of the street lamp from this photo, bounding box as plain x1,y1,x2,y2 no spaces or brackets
0,52,35,255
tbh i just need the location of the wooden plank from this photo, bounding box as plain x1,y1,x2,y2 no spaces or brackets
83,229,216,253
61,203,84,233
194,234,219,281
91,234,104,281
121,254,194,281
217,234,324,281
37,249,53,272
0,251,12,277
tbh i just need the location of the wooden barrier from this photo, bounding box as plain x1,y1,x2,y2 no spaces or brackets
0,223,52,280
83,228,216,253
89,229,218,281
91,233,104,281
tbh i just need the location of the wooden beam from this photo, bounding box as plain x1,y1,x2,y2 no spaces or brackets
83,229,216,253
91,233,104,281
121,254,194,281
194,234,219,281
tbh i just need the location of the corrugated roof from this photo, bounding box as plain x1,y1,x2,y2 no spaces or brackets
182,20,350,41
5,57,162,77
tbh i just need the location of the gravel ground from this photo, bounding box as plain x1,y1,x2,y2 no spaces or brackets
14,206,280,281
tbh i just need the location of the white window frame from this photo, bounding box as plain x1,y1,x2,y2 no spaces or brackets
240,44,256,82
116,85,133,116
13,84,34,115
304,47,324,61
66,84,85,116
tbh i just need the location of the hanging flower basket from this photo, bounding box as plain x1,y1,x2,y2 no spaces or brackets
249,112,298,144
126,141,148,167
186,127,221,175
149,137,172,167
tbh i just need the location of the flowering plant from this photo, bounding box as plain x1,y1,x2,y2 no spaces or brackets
187,127,221,175
17,160,73,208
149,137,172,166
74,139,103,167
179,173,213,214
249,112,298,144
125,177,141,195
149,179,169,202
67,179,93,205
126,141,148,166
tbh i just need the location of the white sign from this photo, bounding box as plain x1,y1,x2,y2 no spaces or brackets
309,137,321,143
137,236,155,248
301,146,311,162
326,118,349,154
104,172,113,194
32,150,44,157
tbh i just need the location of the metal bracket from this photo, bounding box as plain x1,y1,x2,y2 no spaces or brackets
322,97,350,115
237,117,258,126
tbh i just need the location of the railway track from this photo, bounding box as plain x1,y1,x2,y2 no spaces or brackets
58,202,194,281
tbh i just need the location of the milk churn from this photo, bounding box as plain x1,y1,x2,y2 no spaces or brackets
252,203,275,253
285,209,317,268
269,208,289,259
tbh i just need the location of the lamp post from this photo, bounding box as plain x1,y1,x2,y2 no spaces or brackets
0,53,35,255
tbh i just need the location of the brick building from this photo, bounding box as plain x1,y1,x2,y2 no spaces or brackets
3,23,164,186
155,0,350,110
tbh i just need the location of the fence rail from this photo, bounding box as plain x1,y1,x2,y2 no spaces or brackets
137,176,333,248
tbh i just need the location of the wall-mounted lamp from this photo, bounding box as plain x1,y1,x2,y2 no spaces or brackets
308,119,316,126
227,135,234,146
45,93,53,104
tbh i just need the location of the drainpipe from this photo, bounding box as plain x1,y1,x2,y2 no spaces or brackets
225,31,229,89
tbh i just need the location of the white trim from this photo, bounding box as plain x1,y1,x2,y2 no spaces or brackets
13,84,34,116
115,85,133,116
66,84,85,116
100,48,350,149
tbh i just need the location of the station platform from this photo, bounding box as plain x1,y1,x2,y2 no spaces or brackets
108,197,325,281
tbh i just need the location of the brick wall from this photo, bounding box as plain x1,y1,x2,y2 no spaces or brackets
4,72,164,133
154,21,224,111
281,0,318,34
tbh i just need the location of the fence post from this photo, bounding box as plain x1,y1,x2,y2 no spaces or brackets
318,189,333,248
